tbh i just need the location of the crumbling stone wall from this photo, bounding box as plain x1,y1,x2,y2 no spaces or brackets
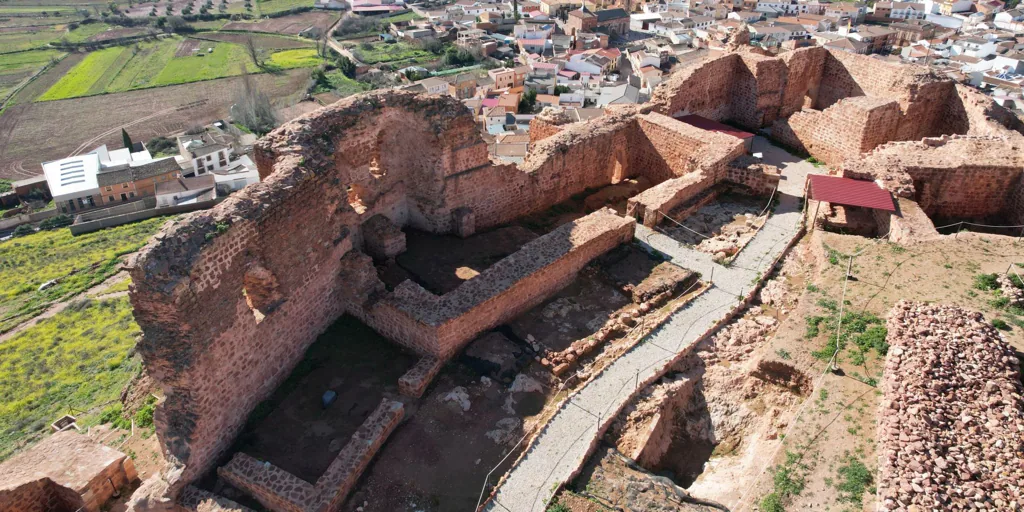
842,135,1024,221
127,47,1024,505
879,301,1024,511
354,209,635,359
0,480,83,512
529,108,575,143
773,96,902,165
217,400,404,512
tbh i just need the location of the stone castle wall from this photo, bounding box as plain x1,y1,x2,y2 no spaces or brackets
356,209,635,359
842,135,1024,221
126,47,1024,506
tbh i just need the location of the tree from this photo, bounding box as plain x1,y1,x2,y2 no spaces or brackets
519,88,537,112
553,85,571,95
121,128,133,150
232,71,279,135
337,55,356,78
245,35,265,68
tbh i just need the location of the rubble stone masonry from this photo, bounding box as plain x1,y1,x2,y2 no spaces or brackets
127,46,1024,506
842,135,1024,221
879,302,1024,510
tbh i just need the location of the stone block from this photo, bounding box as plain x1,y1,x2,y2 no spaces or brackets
361,214,406,260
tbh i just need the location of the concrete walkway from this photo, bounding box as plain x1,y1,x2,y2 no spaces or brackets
483,139,818,512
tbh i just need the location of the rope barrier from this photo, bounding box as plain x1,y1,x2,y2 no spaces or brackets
733,253,856,512
655,209,711,239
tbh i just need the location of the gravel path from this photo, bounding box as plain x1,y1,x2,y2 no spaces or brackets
484,141,816,512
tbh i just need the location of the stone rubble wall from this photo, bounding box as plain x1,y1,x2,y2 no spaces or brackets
216,400,403,512
841,135,1024,221
879,301,1024,511
627,172,716,228
178,486,254,512
997,274,1024,307
725,155,782,196
398,356,445,398
126,47,1024,505
357,209,636,359
218,454,314,512
309,400,404,512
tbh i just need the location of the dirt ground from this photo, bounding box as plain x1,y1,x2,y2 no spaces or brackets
588,227,1024,512
222,11,340,35
558,446,719,512
390,226,538,294
226,315,417,484
341,238,705,511
344,353,551,512
661,192,768,258
0,68,311,179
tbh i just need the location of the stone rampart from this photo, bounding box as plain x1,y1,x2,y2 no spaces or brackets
126,46,1024,506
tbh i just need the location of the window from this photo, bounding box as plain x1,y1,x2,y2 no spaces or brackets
206,155,212,162
105,186,112,192
122,183,129,189
108,196,114,202
121,193,128,201
129,192,135,198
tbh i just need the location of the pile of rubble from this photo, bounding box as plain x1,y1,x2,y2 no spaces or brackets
997,273,1024,307
878,301,1024,511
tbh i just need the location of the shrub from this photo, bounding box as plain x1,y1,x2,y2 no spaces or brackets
39,215,73,230
992,318,1011,331
134,403,155,428
759,492,785,512
12,225,35,238
835,456,873,505
974,273,1000,291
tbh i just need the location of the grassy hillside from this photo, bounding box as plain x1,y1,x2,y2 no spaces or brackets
0,297,141,461
0,217,166,332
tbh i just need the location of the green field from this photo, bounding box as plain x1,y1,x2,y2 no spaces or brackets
382,12,424,23
0,50,62,98
256,0,314,14
0,28,63,52
60,22,118,43
37,36,321,100
0,296,142,461
350,41,433,65
269,48,320,68
0,5,79,14
36,45,122,100
0,49,61,75
0,217,166,332
152,42,252,86
321,70,370,97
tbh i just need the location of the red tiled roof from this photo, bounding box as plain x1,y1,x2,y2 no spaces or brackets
676,114,754,140
808,174,896,211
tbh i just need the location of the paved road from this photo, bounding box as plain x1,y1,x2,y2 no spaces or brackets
483,139,818,512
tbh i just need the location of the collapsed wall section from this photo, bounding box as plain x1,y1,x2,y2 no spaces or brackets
879,301,1024,511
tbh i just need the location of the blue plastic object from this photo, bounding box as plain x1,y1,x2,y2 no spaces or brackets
321,390,337,409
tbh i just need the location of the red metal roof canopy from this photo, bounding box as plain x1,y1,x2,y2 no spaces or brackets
676,114,755,140
808,174,896,212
